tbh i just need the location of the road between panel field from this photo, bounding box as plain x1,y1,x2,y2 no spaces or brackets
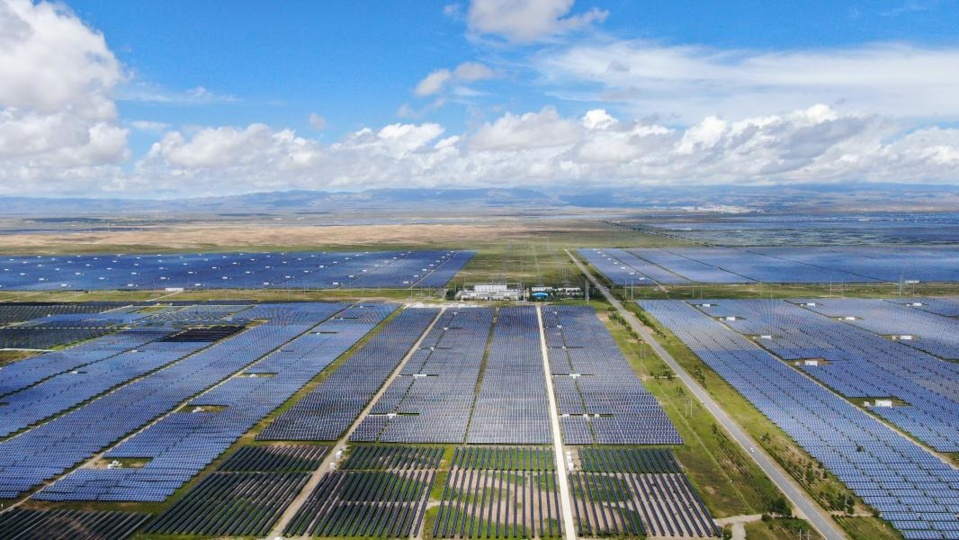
535,305,578,540
566,249,848,540
268,306,446,539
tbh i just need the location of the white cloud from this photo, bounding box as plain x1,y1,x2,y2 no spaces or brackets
130,120,169,133
467,0,607,43
471,107,579,150
0,1,956,198
540,41,959,122
308,113,327,130
119,82,237,104
146,124,321,170
413,62,497,97
111,105,956,198
453,62,496,82
414,69,453,96
0,0,128,179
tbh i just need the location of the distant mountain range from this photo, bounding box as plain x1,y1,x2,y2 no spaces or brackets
3,184,958,217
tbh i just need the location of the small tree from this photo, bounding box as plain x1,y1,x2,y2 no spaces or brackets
765,496,793,518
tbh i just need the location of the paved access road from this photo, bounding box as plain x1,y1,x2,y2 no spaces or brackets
567,250,847,540
535,306,578,540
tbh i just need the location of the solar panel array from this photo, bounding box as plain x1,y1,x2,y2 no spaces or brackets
0,327,166,397
0,309,146,350
145,444,329,537
0,318,314,499
545,305,682,445
0,329,200,438
640,299,959,540
695,298,959,453
258,307,439,441
0,301,374,499
36,304,392,502
467,307,552,444
798,298,959,361
641,213,959,246
569,448,717,538
0,250,474,290
0,302,119,325
219,443,331,472
140,303,252,325
0,508,149,540
284,446,439,538
887,297,959,317
337,446,435,471
353,308,493,444
581,246,959,285
433,447,564,539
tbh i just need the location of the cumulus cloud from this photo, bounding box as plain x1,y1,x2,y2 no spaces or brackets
471,107,579,150
414,62,497,97
129,121,450,196
540,41,959,122
467,0,608,43
109,105,956,197
0,0,128,180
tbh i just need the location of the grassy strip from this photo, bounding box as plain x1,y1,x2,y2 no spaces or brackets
0,349,36,366
834,516,904,540
618,280,959,301
744,517,824,540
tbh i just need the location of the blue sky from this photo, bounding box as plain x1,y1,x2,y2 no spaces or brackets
1,0,958,197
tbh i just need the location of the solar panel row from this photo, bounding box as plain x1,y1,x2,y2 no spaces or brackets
0,316,323,499
0,250,474,291
700,299,959,452
354,308,493,444
284,446,438,538
36,303,393,502
258,307,439,441
0,508,149,540
433,447,563,540
640,299,959,540
545,305,682,446
467,306,552,444
581,246,959,285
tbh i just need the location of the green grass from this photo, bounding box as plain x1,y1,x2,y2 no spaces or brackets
0,349,36,366
834,516,905,540
744,517,824,540
618,280,959,301
449,220,673,287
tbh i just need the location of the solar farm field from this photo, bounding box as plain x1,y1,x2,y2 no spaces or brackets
581,246,959,286
0,249,474,291
624,211,959,246
0,300,720,539
639,298,959,540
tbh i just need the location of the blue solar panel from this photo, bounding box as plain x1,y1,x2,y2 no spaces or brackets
641,299,959,540
0,250,474,291
582,246,959,285
34,303,394,502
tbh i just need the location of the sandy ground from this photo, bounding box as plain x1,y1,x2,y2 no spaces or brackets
0,222,556,252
